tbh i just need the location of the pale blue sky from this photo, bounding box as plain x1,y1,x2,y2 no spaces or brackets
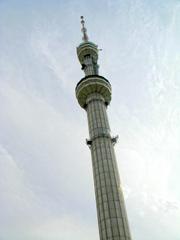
0,0,180,239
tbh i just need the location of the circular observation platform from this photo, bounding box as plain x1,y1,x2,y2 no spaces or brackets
77,41,98,64
75,75,111,109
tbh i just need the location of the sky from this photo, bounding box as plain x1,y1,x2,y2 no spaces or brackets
0,0,180,239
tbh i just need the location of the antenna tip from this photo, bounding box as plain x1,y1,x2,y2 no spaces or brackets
80,16,85,24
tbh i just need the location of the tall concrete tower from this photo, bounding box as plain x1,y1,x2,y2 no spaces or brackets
75,17,132,240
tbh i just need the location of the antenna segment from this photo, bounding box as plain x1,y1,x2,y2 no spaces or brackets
80,16,89,42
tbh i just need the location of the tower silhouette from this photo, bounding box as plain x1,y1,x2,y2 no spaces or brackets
75,16,132,240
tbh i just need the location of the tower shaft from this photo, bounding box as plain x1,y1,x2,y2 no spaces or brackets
87,93,131,240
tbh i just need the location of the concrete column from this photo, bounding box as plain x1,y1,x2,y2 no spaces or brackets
86,93,132,240
84,55,95,76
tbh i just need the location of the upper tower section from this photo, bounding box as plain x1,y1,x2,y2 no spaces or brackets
76,17,111,109
77,16,99,76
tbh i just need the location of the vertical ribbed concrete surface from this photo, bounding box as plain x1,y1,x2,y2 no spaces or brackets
76,17,132,240
86,93,131,240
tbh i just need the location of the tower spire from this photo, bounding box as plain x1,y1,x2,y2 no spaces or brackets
77,16,99,76
80,16,89,42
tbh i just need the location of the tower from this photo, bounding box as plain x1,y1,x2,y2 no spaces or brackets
75,17,132,240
